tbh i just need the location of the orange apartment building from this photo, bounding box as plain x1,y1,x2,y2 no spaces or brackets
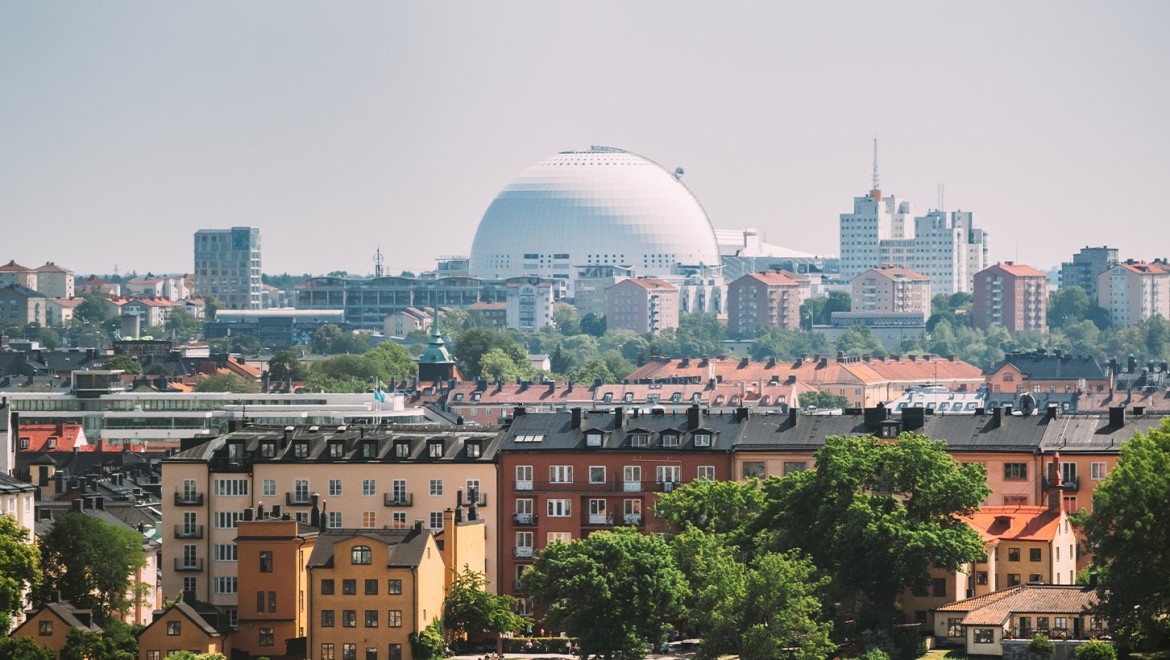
161,424,502,628
234,518,318,657
496,406,742,612
727,270,810,336
973,262,1049,333
985,348,1112,397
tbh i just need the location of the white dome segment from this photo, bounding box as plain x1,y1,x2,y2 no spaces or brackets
468,147,722,291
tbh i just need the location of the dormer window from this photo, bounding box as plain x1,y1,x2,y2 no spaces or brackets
662,434,681,448
730,396,741,406
394,442,411,458
602,393,613,403
691,393,702,403
623,392,634,403
360,442,376,458
428,441,444,459
18,437,29,450
586,432,603,448
454,393,464,402
260,442,276,458
227,442,243,461
670,392,682,403
693,433,712,448
628,434,649,448
471,392,482,402
47,437,57,450
294,442,309,458
713,396,725,406
646,394,659,404
465,441,482,458
329,443,345,458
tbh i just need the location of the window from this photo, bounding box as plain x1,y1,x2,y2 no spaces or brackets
389,644,402,660
343,580,357,595
214,511,241,529
1063,496,1079,514
549,465,573,483
466,479,482,503
1054,617,1067,630
262,479,277,497
1029,548,1042,562
547,499,571,517
394,442,410,458
387,610,403,627
321,579,335,595
783,461,807,475
662,434,681,448
343,610,357,627
1007,574,1021,586
259,591,268,612
294,442,308,458
428,441,443,458
947,618,963,638
147,652,161,660
1061,462,1078,484
214,576,238,594
260,442,275,458
343,644,357,660
363,511,376,528
1008,547,1020,561
586,432,603,447
742,462,765,479
1029,574,1043,584
657,465,681,483
166,620,180,636
429,479,443,496
1037,616,1050,632
294,479,310,502
388,579,402,595
973,628,995,644
362,479,377,496
327,511,342,528
1091,462,1108,480
628,433,649,447
515,465,534,489
697,465,716,480
1004,495,1028,506
932,578,946,597
321,610,335,627
976,571,988,585
321,644,336,660
429,512,444,530
365,610,379,627
548,531,572,544
365,579,378,595
589,466,606,484
214,544,237,562
465,441,482,458
183,577,197,594
693,433,711,447
391,512,406,529
1004,463,1027,480
268,591,276,612
214,479,249,496
330,443,344,458
352,545,372,565
329,479,343,496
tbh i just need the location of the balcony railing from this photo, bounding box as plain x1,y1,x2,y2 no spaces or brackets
515,480,533,491
174,525,204,539
286,492,311,506
586,513,613,526
1043,477,1081,492
511,478,674,493
514,546,534,559
623,514,643,526
174,491,204,506
384,492,413,507
174,558,204,571
513,513,539,526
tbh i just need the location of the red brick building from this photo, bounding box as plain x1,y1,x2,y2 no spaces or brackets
973,262,1049,333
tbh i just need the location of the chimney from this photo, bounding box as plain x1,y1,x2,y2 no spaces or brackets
1046,455,1064,515
513,406,526,418
787,407,798,428
614,407,626,428
903,406,926,431
686,404,702,430
1109,406,1126,428
570,407,583,429
1045,404,1061,420
414,520,424,533
243,507,254,521
735,407,749,422
71,499,82,513
94,496,104,510
1128,354,1138,373
310,493,321,528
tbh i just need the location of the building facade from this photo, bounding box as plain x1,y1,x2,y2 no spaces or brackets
850,267,931,318
1097,261,1170,328
1059,246,1118,298
606,278,679,335
33,262,74,299
0,284,46,326
973,263,1049,333
194,227,262,310
726,270,809,336
505,279,556,332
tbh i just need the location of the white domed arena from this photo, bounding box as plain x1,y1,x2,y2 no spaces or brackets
468,146,722,297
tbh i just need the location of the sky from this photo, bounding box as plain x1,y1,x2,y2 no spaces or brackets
2,1,1169,277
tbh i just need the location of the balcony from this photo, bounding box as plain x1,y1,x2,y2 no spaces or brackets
174,525,204,539
622,481,642,493
173,491,204,506
174,558,204,571
514,546,534,559
1044,477,1080,492
466,491,489,507
285,492,312,506
585,513,613,526
515,480,533,491
622,514,643,526
384,492,414,507
513,513,539,526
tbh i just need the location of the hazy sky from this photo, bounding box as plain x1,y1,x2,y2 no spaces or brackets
3,2,1169,277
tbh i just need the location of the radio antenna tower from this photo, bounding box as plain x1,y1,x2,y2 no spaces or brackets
373,247,384,278
871,136,880,190
937,183,945,212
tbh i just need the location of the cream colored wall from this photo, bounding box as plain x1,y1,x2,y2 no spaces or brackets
966,625,1004,656
414,534,445,633
161,461,212,602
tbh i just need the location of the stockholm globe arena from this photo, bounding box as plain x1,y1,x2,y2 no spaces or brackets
468,146,722,298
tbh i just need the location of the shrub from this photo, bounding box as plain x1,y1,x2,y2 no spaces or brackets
1028,634,1056,657
1075,640,1117,660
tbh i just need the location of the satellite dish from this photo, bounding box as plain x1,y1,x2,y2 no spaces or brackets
673,167,685,180
1018,392,1037,416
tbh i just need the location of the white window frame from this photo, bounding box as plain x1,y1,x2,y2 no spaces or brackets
429,479,443,496
697,465,716,480
589,466,606,484
549,465,573,484
262,479,277,497
362,479,376,496
546,499,571,517
328,479,343,497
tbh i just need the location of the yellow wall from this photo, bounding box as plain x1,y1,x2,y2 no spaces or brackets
137,607,225,660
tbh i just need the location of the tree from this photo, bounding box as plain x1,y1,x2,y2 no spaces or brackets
226,333,262,355
799,390,849,410
0,636,53,660
835,325,885,356
443,566,524,642
1082,418,1170,648
522,527,685,660
479,347,534,382
409,618,446,660
655,478,763,543
267,349,309,383
549,344,571,374
0,515,40,633
73,294,112,325
311,324,344,354
756,433,990,630
364,342,418,382
194,373,259,393
579,313,607,337
568,357,616,385
163,310,204,342
1074,639,1116,660
1027,634,1055,658
34,512,147,624
453,328,529,379
100,354,143,375
554,306,581,336
303,355,378,393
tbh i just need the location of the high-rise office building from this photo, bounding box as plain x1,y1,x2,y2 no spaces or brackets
1059,246,1119,298
194,227,262,310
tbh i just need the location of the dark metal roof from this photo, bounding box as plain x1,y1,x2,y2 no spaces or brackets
499,408,744,452
306,527,431,569
993,350,1109,382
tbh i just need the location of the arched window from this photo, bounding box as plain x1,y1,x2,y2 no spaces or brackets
351,545,371,565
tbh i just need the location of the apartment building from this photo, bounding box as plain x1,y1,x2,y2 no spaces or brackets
161,425,501,624
0,284,46,326
136,600,233,660
973,262,1049,333
496,406,740,613
727,270,809,336
1098,260,1170,328
33,262,74,299
505,279,556,331
194,227,262,310
606,277,680,335
850,267,931,318
985,349,1112,399
0,260,38,289
1059,246,1118,298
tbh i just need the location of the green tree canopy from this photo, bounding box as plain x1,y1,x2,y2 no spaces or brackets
453,328,530,379
163,310,205,342
1082,417,1170,648
655,478,764,545
799,390,850,410
267,349,309,383
0,636,53,660
193,373,259,393
100,354,143,375
73,294,112,325
33,512,147,625
579,313,607,337
303,355,379,393
522,527,686,660
0,516,40,633
568,357,616,385
479,347,535,382
755,433,990,630
443,566,524,641
835,325,885,356
364,342,418,382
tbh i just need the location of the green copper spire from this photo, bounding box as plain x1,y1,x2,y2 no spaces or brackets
419,306,452,364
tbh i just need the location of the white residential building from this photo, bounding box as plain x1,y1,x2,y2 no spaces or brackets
505,279,556,331
1098,261,1170,328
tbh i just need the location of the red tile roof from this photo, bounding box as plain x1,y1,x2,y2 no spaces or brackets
865,267,929,281
741,270,802,287
0,260,31,272
625,354,983,388
964,505,1063,543
987,262,1048,278
34,262,72,273
613,277,677,291
1119,262,1168,276
936,585,1097,627
17,423,88,452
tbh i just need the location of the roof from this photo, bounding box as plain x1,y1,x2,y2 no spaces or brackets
469,301,506,311
17,422,87,452
611,277,677,291
448,381,594,407
625,354,983,387
992,350,1109,382
500,407,744,452
307,527,431,569
859,267,929,282
20,601,102,633
0,472,37,494
35,262,72,273
936,585,1097,627
49,298,85,308
0,283,44,298
0,260,32,272
984,262,1048,278
964,505,1062,543
737,270,802,287
1118,262,1168,276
